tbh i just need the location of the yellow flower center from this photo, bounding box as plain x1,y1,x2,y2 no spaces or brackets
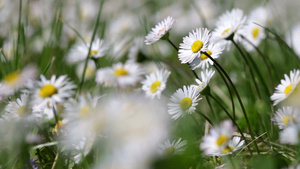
284,84,292,95
200,50,212,60
3,71,20,85
252,27,260,38
222,146,233,154
39,84,58,98
85,67,95,78
191,40,203,53
163,146,175,156
89,50,98,57
80,106,89,117
150,81,161,93
216,135,228,146
17,105,26,116
52,120,64,133
180,97,192,111
283,116,296,125
222,28,231,36
114,68,128,77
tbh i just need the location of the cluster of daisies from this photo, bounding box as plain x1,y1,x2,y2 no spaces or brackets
270,69,300,145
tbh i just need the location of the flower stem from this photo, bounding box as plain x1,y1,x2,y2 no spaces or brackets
241,35,274,89
202,51,259,154
213,65,235,120
78,0,105,94
209,94,252,155
167,38,200,79
231,39,261,99
206,96,219,122
197,111,214,126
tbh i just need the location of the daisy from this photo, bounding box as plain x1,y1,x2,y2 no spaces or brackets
178,28,211,64
288,23,300,57
279,123,300,145
168,85,201,120
66,37,109,64
270,69,300,106
158,138,187,156
0,65,37,100
2,94,41,121
211,8,247,49
95,61,144,88
272,106,300,129
145,16,175,45
141,69,171,99
190,42,225,70
76,60,96,80
220,137,244,156
241,7,268,52
200,120,237,156
191,68,215,91
27,75,76,119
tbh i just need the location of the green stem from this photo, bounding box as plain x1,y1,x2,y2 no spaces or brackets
78,0,105,94
209,94,252,155
206,96,219,122
231,39,261,99
197,111,214,126
15,0,23,69
241,35,274,89
214,65,235,120
202,51,259,154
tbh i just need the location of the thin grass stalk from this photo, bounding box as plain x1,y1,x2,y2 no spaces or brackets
231,39,261,99
78,0,105,94
15,0,23,69
202,51,259,154
241,35,274,89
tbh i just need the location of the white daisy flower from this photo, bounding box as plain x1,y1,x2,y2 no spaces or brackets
200,120,236,156
0,65,37,100
28,75,76,119
270,69,300,106
241,7,268,52
220,136,244,156
178,28,211,64
66,37,109,64
279,124,300,145
168,85,201,120
145,16,175,45
95,61,144,88
272,106,300,129
211,8,247,49
2,94,41,121
158,138,187,156
76,60,96,80
141,69,170,99
190,42,225,70
64,93,101,119
191,68,215,91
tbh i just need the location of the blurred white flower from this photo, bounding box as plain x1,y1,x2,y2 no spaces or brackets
76,60,96,80
279,124,300,145
272,106,300,129
66,38,109,64
96,61,144,87
0,65,37,101
145,16,175,45
241,7,269,52
200,120,239,156
141,69,170,99
271,69,300,106
158,138,187,156
95,92,170,169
